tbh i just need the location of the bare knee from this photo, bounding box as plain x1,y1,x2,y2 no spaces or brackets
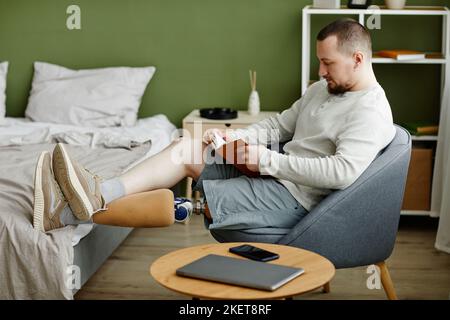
173,136,206,179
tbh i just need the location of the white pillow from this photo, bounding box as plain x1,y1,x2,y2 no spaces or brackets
0,61,8,122
25,62,156,127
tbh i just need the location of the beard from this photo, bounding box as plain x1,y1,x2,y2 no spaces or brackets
326,79,351,95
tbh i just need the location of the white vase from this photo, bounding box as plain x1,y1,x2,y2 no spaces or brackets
385,0,406,9
248,90,260,115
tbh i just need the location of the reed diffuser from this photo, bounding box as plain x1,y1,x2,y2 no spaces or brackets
248,70,260,115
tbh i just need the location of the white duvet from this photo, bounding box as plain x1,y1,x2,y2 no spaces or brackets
0,115,177,246
0,114,176,153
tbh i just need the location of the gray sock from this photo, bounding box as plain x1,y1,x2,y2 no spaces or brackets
100,178,126,204
60,178,125,226
60,206,92,226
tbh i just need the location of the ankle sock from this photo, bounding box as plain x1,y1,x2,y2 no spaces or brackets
100,178,126,204
60,178,125,225
60,206,92,226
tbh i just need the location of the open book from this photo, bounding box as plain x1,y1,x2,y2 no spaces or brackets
212,133,260,178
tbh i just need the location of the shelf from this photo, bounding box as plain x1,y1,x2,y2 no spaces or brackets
372,53,447,64
411,135,438,141
372,58,447,64
401,210,435,216
304,5,449,16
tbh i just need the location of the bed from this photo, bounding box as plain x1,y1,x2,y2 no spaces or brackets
0,115,177,299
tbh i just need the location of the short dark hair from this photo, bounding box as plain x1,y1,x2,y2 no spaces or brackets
317,19,372,57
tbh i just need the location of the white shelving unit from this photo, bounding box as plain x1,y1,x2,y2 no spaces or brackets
302,5,449,95
301,5,450,216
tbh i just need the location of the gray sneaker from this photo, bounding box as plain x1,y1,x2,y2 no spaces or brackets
33,151,68,232
52,143,106,221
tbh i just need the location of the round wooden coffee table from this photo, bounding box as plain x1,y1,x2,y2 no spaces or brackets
150,242,335,300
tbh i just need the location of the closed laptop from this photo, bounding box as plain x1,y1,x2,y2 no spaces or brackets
176,254,304,291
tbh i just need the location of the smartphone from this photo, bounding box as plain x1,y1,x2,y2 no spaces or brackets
229,244,279,262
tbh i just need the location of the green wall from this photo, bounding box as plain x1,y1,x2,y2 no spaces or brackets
0,0,448,127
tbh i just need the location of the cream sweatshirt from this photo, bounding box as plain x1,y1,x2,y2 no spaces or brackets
233,79,396,211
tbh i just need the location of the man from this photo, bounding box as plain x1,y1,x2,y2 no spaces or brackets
33,19,395,233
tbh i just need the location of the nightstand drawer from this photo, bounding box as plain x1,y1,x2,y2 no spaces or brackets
183,122,249,138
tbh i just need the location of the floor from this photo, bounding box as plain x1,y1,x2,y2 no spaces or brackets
75,214,450,300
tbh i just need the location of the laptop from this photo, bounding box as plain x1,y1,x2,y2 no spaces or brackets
176,254,305,291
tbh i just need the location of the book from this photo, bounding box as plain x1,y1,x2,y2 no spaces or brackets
377,50,426,61
176,254,305,291
402,122,439,136
214,138,261,178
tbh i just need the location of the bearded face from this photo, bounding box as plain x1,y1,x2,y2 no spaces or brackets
316,36,358,95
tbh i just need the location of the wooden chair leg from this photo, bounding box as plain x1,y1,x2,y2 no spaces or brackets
322,282,330,293
376,261,398,300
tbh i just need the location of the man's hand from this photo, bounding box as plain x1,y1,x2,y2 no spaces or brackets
202,128,227,145
236,144,268,172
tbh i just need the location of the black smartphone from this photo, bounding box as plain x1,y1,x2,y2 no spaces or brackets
229,244,279,262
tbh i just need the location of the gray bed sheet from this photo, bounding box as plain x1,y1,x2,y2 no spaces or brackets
0,142,151,299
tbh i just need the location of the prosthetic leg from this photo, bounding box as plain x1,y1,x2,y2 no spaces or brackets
92,189,175,228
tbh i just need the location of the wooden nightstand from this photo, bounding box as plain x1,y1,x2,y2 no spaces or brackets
182,109,279,199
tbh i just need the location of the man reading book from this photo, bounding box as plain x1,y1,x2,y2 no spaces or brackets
32,19,395,234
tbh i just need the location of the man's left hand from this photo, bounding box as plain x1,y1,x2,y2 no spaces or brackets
236,144,268,172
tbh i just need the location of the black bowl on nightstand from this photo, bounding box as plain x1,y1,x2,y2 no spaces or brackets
199,108,238,120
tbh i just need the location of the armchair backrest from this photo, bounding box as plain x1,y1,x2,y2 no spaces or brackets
278,126,412,268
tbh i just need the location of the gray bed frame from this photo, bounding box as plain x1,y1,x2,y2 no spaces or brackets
72,224,133,295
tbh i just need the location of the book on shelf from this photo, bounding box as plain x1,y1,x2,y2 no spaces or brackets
401,122,439,136
376,50,426,61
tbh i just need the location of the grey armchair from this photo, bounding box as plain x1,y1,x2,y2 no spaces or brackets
210,125,412,300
